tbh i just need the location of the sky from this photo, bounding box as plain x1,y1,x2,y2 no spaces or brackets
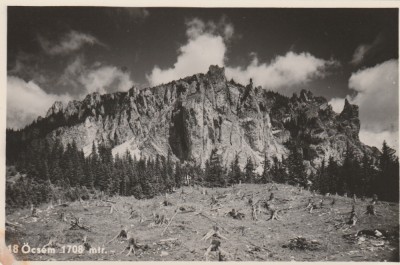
6,7,399,151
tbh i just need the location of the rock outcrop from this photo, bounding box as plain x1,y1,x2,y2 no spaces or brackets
8,65,378,172
46,101,64,117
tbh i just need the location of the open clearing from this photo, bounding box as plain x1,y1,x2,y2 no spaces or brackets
5,183,399,261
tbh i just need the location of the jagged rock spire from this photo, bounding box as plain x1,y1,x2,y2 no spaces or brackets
340,98,359,119
207,65,226,84
46,101,63,117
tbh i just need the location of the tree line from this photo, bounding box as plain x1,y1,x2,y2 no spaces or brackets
6,138,399,211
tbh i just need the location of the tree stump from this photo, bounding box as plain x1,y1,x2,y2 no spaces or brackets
268,192,275,202
305,198,315,213
59,211,67,222
267,203,280,220
268,209,279,221
251,204,258,221
70,216,91,231
154,213,168,226
366,204,376,215
119,237,139,256
210,195,218,205
204,239,230,261
318,199,324,208
82,235,91,251
31,208,39,218
348,205,357,225
163,200,172,206
228,209,244,220
106,226,129,244
371,194,378,204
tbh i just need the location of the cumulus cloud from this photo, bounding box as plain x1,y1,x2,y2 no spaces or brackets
58,56,134,95
7,57,134,129
226,52,337,91
147,17,336,91
349,59,398,133
146,17,233,86
350,34,383,65
79,65,134,94
329,59,398,151
7,76,71,129
147,35,226,86
38,30,105,55
360,130,398,153
185,17,234,41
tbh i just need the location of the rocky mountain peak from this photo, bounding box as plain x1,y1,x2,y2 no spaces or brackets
83,92,102,107
299,89,313,102
46,101,64,117
336,98,360,141
9,65,378,173
65,100,82,118
206,65,227,84
340,98,359,120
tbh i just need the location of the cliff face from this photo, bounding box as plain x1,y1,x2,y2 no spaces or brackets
9,65,379,171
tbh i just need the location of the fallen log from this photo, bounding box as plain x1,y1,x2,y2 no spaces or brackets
194,212,214,221
102,199,117,204
178,206,196,213
5,221,22,228
202,225,228,241
161,210,179,235
55,203,70,207
159,237,178,243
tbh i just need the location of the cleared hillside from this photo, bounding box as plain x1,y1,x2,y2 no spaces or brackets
5,183,399,261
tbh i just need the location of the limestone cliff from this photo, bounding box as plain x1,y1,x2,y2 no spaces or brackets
8,65,379,171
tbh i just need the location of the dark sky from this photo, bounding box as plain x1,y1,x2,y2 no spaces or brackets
8,7,398,96
6,7,399,150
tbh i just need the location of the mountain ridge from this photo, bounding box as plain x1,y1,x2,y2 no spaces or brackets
7,65,380,171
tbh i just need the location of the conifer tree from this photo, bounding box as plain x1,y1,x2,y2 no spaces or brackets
154,155,162,184
359,152,376,197
313,159,327,193
377,141,399,201
260,153,271,183
205,149,225,186
340,142,355,195
287,144,307,187
326,156,339,193
162,151,174,192
244,157,256,183
271,156,285,183
174,161,183,188
229,153,242,184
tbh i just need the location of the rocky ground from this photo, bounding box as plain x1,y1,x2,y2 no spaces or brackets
5,183,399,261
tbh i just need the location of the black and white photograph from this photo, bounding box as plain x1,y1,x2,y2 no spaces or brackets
2,2,399,263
